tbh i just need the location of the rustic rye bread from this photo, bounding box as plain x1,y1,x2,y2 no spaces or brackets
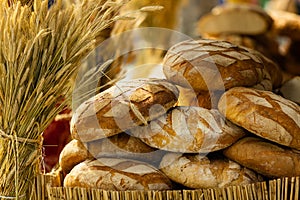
59,134,164,173
269,10,300,41
160,152,263,189
197,4,273,36
59,139,90,174
218,87,300,150
223,137,300,178
163,39,272,92
86,132,164,166
71,78,179,142
63,158,173,190
130,106,246,153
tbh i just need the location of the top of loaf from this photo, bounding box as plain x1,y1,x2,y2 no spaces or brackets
71,78,179,142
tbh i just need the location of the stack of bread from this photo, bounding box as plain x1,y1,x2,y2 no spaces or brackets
56,3,300,191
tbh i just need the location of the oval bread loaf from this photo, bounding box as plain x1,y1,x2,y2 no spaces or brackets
163,39,272,92
197,4,273,36
64,158,173,190
130,106,246,153
87,133,163,165
160,152,263,189
218,87,300,150
223,137,300,178
59,133,164,173
59,139,90,173
71,78,179,142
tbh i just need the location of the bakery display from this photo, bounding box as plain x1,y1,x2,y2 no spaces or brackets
160,152,263,189
218,87,300,150
71,78,179,142
50,2,300,199
223,137,300,178
130,106,245,153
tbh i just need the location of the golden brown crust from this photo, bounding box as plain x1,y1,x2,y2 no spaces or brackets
163,39,272,92
197,4,273,36
218,87,300,149
269,10,300,41
223,137,300,178
59,139,90,173
130,106,246,153
160,152,263,189
63,158,173,190
71,78,179,142
86,133,163,165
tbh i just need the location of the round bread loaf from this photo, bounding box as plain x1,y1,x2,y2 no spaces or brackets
223,137,300,178
197,4,273,36
160,152,263,189
86,132,164,166
59,134,164,173
59,139,90,173
218,87,300,150
71,78,179,142
269,10,300,41
64,158,173,190
130,106,245,153
163,39,272,92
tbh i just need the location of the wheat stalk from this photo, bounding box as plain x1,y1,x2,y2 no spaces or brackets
0,0,126,198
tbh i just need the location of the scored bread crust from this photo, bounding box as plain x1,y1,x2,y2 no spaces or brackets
63,158,173,190
163,39,272,92
160,152,263,189
71,78,179,142
59,134,164,173
223,137,300,178
130,106,246,153
86,133,163,165
218,87,300,150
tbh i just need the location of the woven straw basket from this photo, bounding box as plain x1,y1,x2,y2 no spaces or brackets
36,175,299,200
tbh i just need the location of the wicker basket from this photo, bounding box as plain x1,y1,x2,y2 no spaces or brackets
44,176,299,200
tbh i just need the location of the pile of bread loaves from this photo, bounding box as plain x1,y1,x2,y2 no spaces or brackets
56,4,300,191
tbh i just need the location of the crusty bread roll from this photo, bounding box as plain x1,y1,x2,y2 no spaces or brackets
87,132,164,165
269,10,300,41
223,137,300,178
59,134,164,173
64,158,173,190
163,39,272,92
160,152,263,189
71,78,179,142
218,87,300,150
197,4,273,36
130,106,246,153
59,139,90,173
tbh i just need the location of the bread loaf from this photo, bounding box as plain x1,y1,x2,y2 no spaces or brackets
218,87,300,150
197,4,273,35
71,78,179,142
59,139,90,173
130,106,245,153
163,39,272,92
223,137,300,178
64,158,173,190
160,152,263,189
269,10,300,41
87,132,163,165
